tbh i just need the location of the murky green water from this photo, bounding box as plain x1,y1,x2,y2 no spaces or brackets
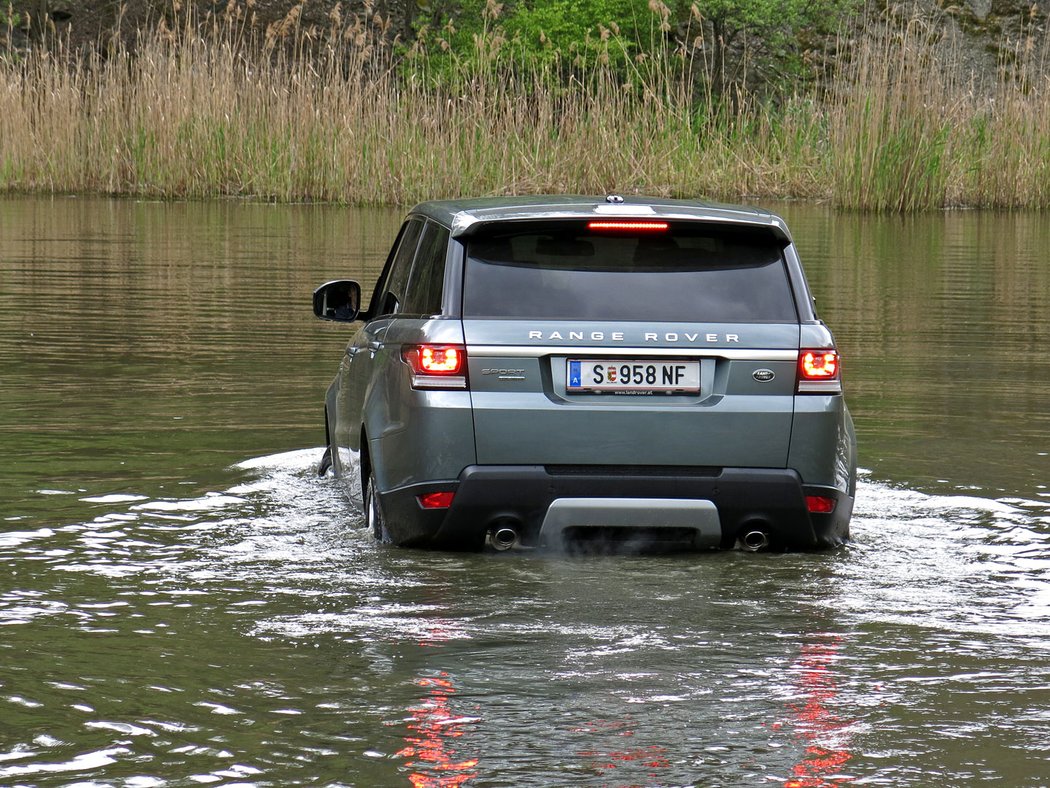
1,196,1048,786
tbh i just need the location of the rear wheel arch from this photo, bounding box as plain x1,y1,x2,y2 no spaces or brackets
359,427,371,503
324,406,334,455
361,435,392,543
317,406,335,477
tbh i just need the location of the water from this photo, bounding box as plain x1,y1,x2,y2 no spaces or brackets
1,196,1049,786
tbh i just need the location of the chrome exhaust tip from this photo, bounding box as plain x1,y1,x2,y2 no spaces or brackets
741,529,771,552
490,526,520,551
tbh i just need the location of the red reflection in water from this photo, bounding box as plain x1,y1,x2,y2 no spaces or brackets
397,672,478,788
784,636,855,788
573,718,671,778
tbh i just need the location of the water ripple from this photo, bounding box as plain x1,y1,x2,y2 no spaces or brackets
2,454,1050,785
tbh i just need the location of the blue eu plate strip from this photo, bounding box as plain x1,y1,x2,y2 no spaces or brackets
568,360,581,388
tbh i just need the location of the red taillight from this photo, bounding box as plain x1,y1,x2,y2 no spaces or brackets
800,350,839,379
797,349,842,393
587,221,669,233
417,491,455,509
407,345,463,374
806,495,837,514
402,345,467,389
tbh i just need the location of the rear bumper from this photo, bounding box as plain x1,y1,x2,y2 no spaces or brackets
378,465,853,551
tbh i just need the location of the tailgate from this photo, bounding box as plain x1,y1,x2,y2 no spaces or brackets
465,320,799,468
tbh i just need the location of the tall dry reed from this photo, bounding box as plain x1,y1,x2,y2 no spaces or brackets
826,20,955,212
826,17,1050,210
0,3,1047,210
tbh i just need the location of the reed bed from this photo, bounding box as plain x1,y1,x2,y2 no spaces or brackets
0,5,1047,210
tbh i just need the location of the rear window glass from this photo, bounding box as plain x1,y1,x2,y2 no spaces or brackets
463,222,797,323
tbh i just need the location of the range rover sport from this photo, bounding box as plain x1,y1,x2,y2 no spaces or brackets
313,195,856,552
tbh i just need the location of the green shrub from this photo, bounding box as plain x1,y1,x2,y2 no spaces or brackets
412,0,860,94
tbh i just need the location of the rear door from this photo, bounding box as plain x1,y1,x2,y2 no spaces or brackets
462,220,800,468
338,218,423,451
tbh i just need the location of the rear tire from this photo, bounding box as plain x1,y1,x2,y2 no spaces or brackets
318,407,336,477
317,446,333,477
365,470,391,544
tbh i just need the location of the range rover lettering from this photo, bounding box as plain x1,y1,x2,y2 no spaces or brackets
313,195,857,552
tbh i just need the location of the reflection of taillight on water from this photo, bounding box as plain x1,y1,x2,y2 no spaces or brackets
783,635,855,788
397,672,479,788
572,718,671,775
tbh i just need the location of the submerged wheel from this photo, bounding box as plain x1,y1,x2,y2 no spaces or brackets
317,446,333,477
318,408,337,477
365,470,391,544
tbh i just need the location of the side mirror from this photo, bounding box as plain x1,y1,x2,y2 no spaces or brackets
313,280,362,322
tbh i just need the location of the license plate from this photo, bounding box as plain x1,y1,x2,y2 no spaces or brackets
566,359,701,393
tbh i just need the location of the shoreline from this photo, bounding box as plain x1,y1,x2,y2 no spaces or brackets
1,14,1047,213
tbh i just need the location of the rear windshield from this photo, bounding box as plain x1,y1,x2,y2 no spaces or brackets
463,221,798,322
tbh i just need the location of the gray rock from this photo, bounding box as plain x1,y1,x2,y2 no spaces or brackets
966,0,993,20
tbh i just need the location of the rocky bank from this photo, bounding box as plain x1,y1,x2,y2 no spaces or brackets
2,0,1049,89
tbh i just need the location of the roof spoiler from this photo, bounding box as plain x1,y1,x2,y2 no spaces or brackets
451,212,793,245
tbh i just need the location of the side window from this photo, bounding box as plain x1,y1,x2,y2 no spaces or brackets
403,222,451,316
377,219,423,316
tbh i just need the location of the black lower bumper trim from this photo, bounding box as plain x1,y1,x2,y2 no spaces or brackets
378,466,852,552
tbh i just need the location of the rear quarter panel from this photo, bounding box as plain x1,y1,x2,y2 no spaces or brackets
363,317,476,491
787,322,857,493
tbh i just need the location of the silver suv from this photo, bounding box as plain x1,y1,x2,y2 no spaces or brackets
313,196,856,552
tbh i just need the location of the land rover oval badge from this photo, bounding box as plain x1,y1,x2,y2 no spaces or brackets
753,369,776,382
